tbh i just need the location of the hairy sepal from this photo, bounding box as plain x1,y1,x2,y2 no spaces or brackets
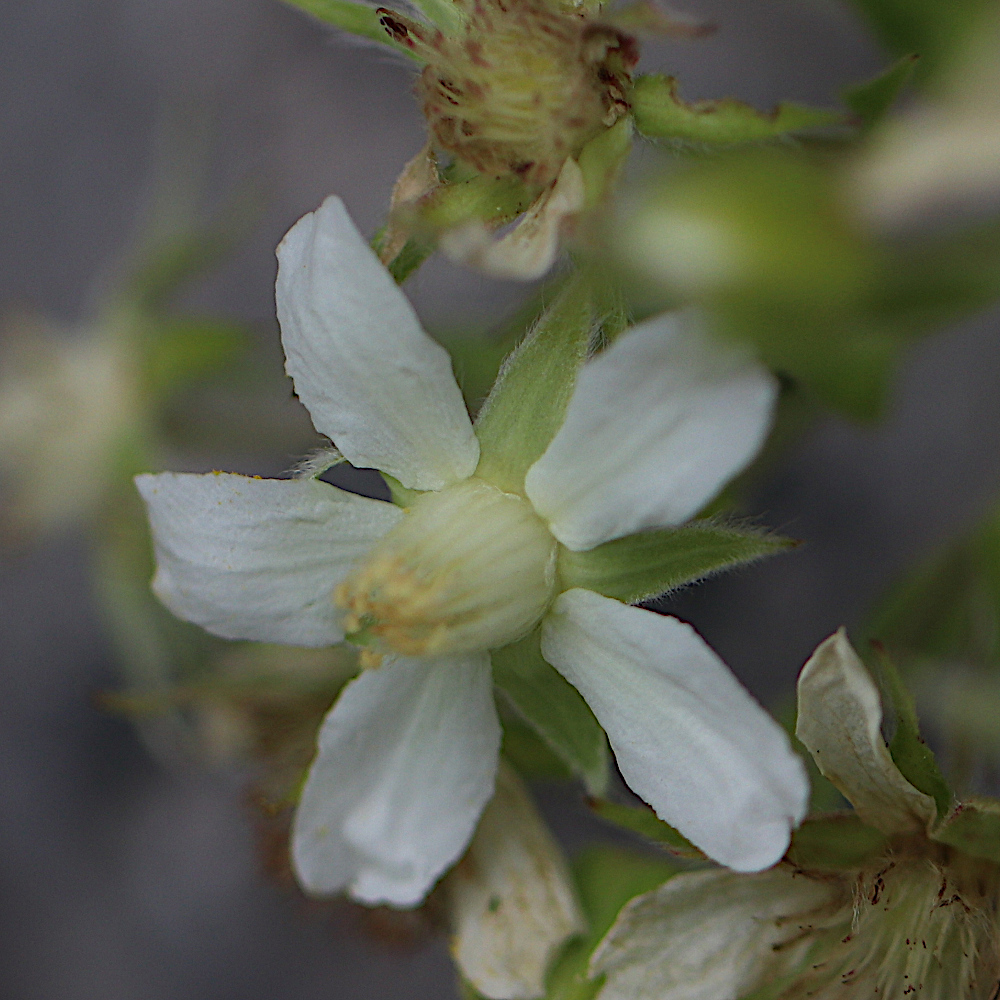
557,520,795,604
492,630,609,796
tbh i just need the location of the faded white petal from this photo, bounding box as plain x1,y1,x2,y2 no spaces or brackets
440,158,585,281
592,866,843,1000
292,653,501,907
525,312,776,551
796,629,937,837
448,762,585,999
541,590,808,871
136,472,401,646
276,196,479,490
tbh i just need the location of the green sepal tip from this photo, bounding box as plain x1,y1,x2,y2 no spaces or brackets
630,74,846,146
558,520,796,605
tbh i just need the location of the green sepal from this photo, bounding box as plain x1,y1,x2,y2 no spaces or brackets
492,630,609,796
589,800,703,859
143,318,248,396
557,520,795,604
386,237,436,284
577,118,633,210
431,271,576,413
418,174,536,233
371,225,436,286
499,711,573,783
380,472,425,507
784,812,889,871
930,797,1000,865
546,846,680,1000
843,54,919,131
474,275,595,494
873,645,953,819
280,0,416,55
406,0,464,34
630,75,846,146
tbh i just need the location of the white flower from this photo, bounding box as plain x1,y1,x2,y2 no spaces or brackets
590,630,1000,1000
136,195,808,908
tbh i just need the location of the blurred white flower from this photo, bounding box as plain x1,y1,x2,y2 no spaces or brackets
0,311,140,538
137,195,808,907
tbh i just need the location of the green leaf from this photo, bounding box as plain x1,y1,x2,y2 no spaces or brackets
474,276,595,494
557,520,795,604
872,646,952,818
144,318,248,395
630,75,846,146
546,846,680,1000
843,54,919,131
931,796,1000,864
492,630,609,795
280,0,416,54
784,813,888,870
589,800,703,859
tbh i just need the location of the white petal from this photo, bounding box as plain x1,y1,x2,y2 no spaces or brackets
291,653,501,907
448,762,585,999
796,629,937,837
541,590,808,872
275,196,479,491
592,867,843,1000
440,158,585,281
525,312,776,551
136,472,400,645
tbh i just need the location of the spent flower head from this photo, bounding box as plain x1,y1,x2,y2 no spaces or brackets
381,0,636,189
137,195,808,908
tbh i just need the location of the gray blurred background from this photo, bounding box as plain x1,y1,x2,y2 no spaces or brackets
2,0,999,996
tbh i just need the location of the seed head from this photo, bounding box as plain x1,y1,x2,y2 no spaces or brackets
380,0,638,187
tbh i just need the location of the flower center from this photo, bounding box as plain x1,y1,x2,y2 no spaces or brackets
380,0,637,187
795,851,1000,999
336,478,556,658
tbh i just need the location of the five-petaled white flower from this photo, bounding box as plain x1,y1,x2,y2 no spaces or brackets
136,195,808,908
